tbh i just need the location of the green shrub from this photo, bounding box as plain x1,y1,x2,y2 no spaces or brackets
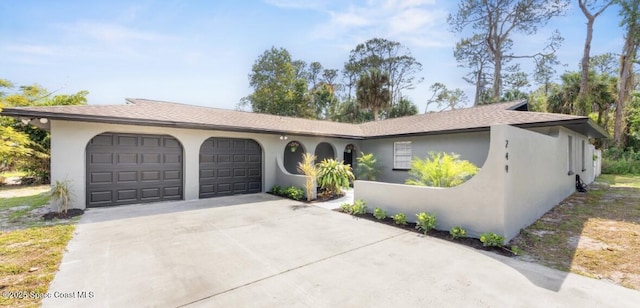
271,185,305,201
479,232,505,247
415,212,437,234
340,203,353,213
392,213,407,225
449,226,467,239
284,186,305,201
317,159,355,195
351,199,367,215
355,152,380,181
602,147,640,174
373,208,387,220
405,152,478,187
270,185,283,195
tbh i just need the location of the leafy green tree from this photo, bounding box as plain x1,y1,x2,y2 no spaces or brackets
388,98,418,118
242,47,313,118
547,71,617,128
590,53,618,76
343,38,423,105
356,69,391,121
454,34,493,106
330,98,373,123
424,82,469,112
448,0,568,103
405,152,478,187
1,79,88,181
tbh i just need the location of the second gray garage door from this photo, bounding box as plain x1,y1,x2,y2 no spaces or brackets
199,138,262,198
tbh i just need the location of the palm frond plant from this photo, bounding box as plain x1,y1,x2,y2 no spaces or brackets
405,152,478,187
50,179,73,214
297,152,318,202
316,159,355,196
355,152,380,180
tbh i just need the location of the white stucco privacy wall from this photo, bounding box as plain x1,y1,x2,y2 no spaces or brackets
50,120,356,209
354,126,507,238
355,125,598,241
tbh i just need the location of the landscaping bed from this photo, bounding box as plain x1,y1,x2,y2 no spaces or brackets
334,209,518,257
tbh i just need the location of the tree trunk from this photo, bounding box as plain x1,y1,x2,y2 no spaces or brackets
373,106,380,121
614,14,639,147
474,69,482,106
579,16,595,116
492,52,502,103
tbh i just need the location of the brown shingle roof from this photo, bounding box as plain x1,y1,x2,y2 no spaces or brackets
0,98,608,139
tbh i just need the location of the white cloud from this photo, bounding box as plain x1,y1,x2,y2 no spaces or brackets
289,0,450,48
69,22,173,44
6,44,59,56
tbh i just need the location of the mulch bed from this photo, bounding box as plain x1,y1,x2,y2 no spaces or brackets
42,209,84,220
337,211,517,257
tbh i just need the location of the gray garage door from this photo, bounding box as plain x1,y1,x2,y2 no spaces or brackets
86,133,183,207
199,138,262,198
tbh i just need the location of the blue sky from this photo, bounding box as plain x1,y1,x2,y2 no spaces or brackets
1,0,626,111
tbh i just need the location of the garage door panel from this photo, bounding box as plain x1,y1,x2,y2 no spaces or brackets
217,183,232,193
117,153,138,165
141,137,160,147
86,133,183,207
90,153,113,164
248,168,261,177
117,135,138,146
164,170,181,180
141,188,160,199
218,169,231,178
164,153,181,164
199,138,262,198
218,154,231,163
117,171,138,182
141,171,160,181
163,186,181,197
90,134,113,146
90,190,112,203
141,153,161,164
117,189,138,202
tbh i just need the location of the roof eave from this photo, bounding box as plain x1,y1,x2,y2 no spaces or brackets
0,108,365,140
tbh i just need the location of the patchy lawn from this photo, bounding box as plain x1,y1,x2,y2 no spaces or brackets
0,188,77,308
510,174,640,290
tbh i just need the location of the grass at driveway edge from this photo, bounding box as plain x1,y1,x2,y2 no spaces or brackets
1,190,77,308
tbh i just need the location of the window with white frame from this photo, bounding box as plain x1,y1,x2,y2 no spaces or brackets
567,136,574,175
581,140,586,171
394,141,412,169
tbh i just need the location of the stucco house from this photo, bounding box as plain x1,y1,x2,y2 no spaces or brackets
1,98,607,240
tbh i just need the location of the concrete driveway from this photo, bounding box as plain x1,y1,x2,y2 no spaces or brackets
44,194,640,307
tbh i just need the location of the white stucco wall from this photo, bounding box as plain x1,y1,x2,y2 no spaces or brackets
50,120,358,209
354,127,506,238
354,125,598,242
502,126,595,239
361,131,491,184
